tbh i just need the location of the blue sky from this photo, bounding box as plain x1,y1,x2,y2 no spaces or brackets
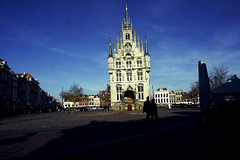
1,0,240,100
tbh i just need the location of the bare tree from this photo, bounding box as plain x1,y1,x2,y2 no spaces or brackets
189,81,199,104
189,65,232,99
209,65,232,90
59,83,88,106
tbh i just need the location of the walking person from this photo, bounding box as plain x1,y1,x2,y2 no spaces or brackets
143,96,151,126
151,98,159,126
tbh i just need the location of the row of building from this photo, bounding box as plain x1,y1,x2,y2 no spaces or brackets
154,88,199,109
62,85,199,111
0,59,60,116
63,94,100,109
63,85,111,110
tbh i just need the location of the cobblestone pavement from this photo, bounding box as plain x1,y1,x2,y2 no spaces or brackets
0,108,198,136
0,108,202,160
1,108,239,160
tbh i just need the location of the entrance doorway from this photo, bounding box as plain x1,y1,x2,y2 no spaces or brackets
127,105,132,111
124,90,135,111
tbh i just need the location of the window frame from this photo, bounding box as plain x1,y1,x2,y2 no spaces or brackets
116,71,122,81
127,71,132,81
116,60,121,69
138,84,144,100
137,70,143,81
126,60,132,68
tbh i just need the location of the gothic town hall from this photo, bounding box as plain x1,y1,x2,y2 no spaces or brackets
108,3,151,111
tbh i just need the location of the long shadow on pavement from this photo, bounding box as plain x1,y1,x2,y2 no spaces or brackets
23,110,200,159
3,109,240,160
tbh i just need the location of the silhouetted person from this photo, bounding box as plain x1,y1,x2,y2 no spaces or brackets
143,96,151,126
151,98,159,126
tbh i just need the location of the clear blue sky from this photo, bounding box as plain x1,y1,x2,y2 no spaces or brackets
1,0,240,100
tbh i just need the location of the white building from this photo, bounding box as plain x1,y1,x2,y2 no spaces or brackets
63,101,74,109
108,3,150,111
154,88,171,109
169,90,176,105
89,95,100,107
63,94,100,109
175,90,183,102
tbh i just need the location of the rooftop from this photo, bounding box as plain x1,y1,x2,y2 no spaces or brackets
212,75,240,94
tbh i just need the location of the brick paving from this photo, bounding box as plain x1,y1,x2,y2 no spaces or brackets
0,110,140,136
0,108,204,159
0,108,198,136
1,108,239,160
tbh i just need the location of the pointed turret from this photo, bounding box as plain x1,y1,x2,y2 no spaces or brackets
133,29,136,42
108,39,113,57
120,31,122,48
117,36,119,48
145,36,149,55
137,34,139,47
113,40,116,53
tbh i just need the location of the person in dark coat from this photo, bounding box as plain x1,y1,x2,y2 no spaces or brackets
151,98,159,126
143,96,151,126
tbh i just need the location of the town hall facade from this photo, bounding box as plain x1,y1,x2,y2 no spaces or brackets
108,3,151,110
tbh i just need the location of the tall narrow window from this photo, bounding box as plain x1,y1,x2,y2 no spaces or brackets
138,84,144,100
137,70,143,80
126,60,131,68
126,33,130,40
116,60,121,68
137,60,142,67
116,71,121,81
116,85,122,101
127,71,132,81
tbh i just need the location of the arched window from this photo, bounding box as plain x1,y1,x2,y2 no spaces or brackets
126,33,130,40
138,84,144,100
116,71,121,81
137,70,143,81
116,85,122,101
127,71,132,81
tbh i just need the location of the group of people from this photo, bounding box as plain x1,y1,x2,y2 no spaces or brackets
143,96,158,126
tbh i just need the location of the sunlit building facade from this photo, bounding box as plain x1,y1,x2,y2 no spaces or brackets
108,3,150,110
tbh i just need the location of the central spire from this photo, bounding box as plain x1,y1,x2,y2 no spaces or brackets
124,2,130,28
